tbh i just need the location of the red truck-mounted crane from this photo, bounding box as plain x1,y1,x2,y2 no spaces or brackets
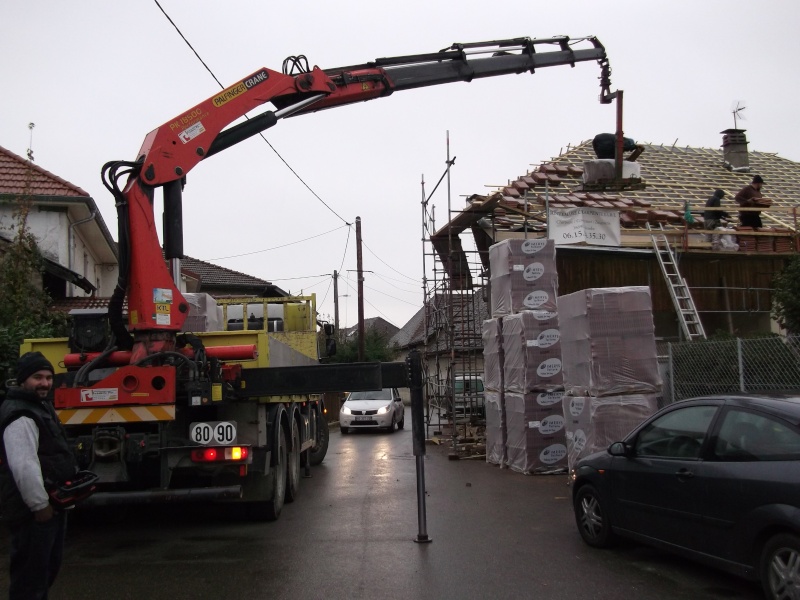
27,36,616,521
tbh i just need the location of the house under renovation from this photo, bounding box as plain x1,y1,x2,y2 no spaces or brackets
395,129,800,444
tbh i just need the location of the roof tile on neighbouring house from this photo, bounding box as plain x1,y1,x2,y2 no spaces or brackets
0,145,89,197
180,256,272,289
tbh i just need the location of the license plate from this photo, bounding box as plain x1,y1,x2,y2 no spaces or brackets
190,421,237,445
355,415,371,421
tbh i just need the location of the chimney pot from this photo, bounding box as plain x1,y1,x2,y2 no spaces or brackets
720,128,749,171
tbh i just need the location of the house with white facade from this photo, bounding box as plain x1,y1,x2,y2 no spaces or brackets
0,145,118,298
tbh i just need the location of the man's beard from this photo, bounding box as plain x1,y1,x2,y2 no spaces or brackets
34,387,50,398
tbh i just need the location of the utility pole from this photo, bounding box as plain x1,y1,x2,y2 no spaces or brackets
333,270,340,335
356,216,365,362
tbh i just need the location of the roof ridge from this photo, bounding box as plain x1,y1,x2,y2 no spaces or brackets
182,255,271,284
0,144,90,197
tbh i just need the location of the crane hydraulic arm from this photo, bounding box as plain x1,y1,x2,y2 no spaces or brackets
105,35,614,359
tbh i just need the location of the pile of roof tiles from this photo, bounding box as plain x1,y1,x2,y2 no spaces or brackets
735,227,758,252
774,229,795,253
756,231,775,253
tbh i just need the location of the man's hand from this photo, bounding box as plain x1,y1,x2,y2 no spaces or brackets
33,504,54,522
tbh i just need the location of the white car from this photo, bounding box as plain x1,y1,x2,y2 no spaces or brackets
339,388,405,434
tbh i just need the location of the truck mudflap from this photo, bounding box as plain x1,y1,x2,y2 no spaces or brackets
79,485,242,507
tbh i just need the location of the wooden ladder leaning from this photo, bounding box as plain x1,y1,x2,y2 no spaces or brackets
647,223,707,341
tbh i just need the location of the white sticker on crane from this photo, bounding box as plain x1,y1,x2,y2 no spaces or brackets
80,388,119,403
179,121,206,144
156,314,171,325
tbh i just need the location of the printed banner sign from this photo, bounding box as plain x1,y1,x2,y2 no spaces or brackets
547,207,621,246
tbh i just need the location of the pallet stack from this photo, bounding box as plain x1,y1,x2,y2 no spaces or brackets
489,238,558,317
482,318,505,466
485,238,567,473
502,310,567,474
558,287,662,472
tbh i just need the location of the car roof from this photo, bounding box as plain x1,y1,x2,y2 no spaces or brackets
680,393,800,425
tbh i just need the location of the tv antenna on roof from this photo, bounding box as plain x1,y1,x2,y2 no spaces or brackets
731,101,747,129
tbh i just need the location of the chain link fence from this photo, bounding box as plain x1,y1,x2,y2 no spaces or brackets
661,336,800,403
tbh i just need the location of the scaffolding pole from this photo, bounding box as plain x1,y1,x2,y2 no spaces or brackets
420,133,488,458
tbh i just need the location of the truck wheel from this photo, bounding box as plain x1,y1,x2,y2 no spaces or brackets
285,418,301,503
310,412,329,466
247,426,287,521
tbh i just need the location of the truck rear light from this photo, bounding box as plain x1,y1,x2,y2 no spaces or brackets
191,446,249,463
226,446,247,461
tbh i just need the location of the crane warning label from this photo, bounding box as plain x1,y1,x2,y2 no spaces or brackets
179,121,205,144
80,388,119,403
213,70,269,108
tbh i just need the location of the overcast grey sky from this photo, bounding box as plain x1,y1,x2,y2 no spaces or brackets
2,1,798,331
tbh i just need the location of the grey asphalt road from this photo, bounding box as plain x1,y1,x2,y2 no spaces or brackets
0,407,763,600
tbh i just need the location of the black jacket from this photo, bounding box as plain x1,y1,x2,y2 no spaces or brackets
703,194,729,222
0,387,77,524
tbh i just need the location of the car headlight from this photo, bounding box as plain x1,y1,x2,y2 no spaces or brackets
376,405,390,415
341,406,352,415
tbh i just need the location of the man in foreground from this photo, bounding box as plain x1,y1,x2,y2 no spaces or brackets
0,352,77,600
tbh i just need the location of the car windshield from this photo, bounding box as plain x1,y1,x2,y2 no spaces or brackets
347,389,392,401
454,378,483,394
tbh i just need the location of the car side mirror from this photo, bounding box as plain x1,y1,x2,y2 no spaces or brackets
608,442,630,457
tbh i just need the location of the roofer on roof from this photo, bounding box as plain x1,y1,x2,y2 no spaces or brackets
735,175,765,229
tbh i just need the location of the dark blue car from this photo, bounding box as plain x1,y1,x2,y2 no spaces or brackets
571,394,800,600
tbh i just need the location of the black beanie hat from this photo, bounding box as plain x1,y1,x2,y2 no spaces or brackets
714,188,725,198
16,351,54,385
753,175,764,184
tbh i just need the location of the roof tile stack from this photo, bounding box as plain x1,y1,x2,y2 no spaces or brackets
735,227,758,252
774,229,795,253
756,231,775,253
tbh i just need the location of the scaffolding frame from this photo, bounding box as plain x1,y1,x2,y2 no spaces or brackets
420,134,490,452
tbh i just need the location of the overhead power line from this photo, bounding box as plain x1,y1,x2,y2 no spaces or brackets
204,225,348,261
153,0,350,225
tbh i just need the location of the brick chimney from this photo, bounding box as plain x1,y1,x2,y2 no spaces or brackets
720,128,749,171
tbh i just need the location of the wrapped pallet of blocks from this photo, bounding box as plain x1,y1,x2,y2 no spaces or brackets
557,287,662,397
558,287,661,472
482,318,506,466
502,310,567,474
504,390,567,474
562,394,659,472
490,238,558,317
182,293,223,332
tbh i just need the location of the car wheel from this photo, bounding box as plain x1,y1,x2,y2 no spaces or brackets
397,411,405,430
760,532,800,600
387,413,396,433
340,425,349,434
574,484,615,548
